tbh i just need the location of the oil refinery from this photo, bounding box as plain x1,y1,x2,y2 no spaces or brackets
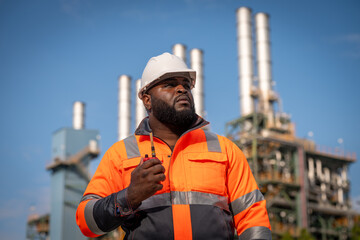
26,6,357,240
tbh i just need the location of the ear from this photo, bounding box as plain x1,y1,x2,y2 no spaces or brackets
142,93,152,112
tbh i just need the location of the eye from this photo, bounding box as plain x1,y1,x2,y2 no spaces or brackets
183,83,191,90
164,82,176,88
163,80,178,88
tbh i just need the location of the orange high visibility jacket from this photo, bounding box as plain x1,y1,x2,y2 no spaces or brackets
76,117,271,240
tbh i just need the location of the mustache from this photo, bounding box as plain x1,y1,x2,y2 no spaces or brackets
175,94,191,103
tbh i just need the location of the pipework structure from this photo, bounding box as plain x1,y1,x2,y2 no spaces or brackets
46,102,100,240
227,7,357,239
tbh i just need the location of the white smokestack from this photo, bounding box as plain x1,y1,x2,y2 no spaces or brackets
135,79,146,128
236,7,255,116
118,75,131,141
190,48,204,117
255,12,274,123
73,101,85,130
172,43,187,63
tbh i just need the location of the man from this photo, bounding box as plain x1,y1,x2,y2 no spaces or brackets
76,52,271,239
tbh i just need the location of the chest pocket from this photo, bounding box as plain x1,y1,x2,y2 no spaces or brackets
186,152,227,196
122,157,141,187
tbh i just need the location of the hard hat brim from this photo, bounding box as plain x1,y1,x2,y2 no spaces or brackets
138,70,196,99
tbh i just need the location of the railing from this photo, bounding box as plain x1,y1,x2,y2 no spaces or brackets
315,145,356,161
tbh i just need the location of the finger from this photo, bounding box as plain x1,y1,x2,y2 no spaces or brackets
147,182,162,193
154,183,164,191
144,165,165,177
142,167,165,181
151,164,165,174
154,173,166,182
141,158,162,169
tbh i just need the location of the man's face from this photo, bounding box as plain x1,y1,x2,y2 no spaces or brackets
146,77,197,127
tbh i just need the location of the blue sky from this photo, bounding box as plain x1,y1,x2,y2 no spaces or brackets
0,0,359,239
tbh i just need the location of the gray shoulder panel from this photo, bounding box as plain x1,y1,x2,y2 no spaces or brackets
203,130,222,153
123,135,141,158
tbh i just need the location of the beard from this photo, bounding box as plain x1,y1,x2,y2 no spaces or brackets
151,95,197,129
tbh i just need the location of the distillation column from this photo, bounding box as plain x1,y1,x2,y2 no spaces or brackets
118,75,131,141
48,102,100,240
172,43,187,63
73,101,85,130
135,79,147,127
236,7,255,116
190,48,204,117
255,12,275,126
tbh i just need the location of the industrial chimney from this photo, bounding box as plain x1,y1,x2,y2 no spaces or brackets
236,7,255,117
255,12,275,125
118,75,131,141
190,48,205,117
172,43,187,63
135,79,146,128
73,101,85,130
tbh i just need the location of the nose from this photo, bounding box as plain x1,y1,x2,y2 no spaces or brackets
175,84,188,94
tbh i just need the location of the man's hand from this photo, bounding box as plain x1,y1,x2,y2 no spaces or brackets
127,158,166,208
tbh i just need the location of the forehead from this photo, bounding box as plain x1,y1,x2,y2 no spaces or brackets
160,77,191,84
145,76,192,96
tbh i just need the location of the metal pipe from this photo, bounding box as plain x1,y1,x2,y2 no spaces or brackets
236,7,254,116
308,158,315,180
135,79,146,128
190,48,204,117
255,12,274,123
172,43,187,63
342,165,348,183
316,159,323,180
73,101,85,130
321,183,326,201
338,188,344,204
118,75,131,141
324,168,330,183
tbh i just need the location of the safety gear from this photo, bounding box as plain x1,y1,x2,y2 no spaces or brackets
138,52,196,99
76,117,271,239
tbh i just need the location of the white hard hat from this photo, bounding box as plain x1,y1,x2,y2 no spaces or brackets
138,52,196,99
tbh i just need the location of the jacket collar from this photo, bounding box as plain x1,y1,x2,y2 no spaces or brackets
134,115,209,136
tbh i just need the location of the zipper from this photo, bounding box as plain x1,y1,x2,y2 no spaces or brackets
151,135,173,203
138,117,209,205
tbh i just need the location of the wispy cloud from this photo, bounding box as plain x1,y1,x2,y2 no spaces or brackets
21,144,45,162
339,33,360,43
333,33,360,59
0,198,26,220
0,186,50,220
60,0,82,17
59,0,93,24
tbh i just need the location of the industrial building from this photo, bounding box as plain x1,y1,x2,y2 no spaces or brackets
26,6,357,240
225,7,357,239
27,102,101,240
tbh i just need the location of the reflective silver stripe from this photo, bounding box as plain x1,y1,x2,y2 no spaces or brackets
172,191,229,211
231,189,264,216
139,191,229,212
139,192,171,210
123,135,141,158
203,130,221,152
239,226,272,240
80,194,102,202
84,199,106,235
